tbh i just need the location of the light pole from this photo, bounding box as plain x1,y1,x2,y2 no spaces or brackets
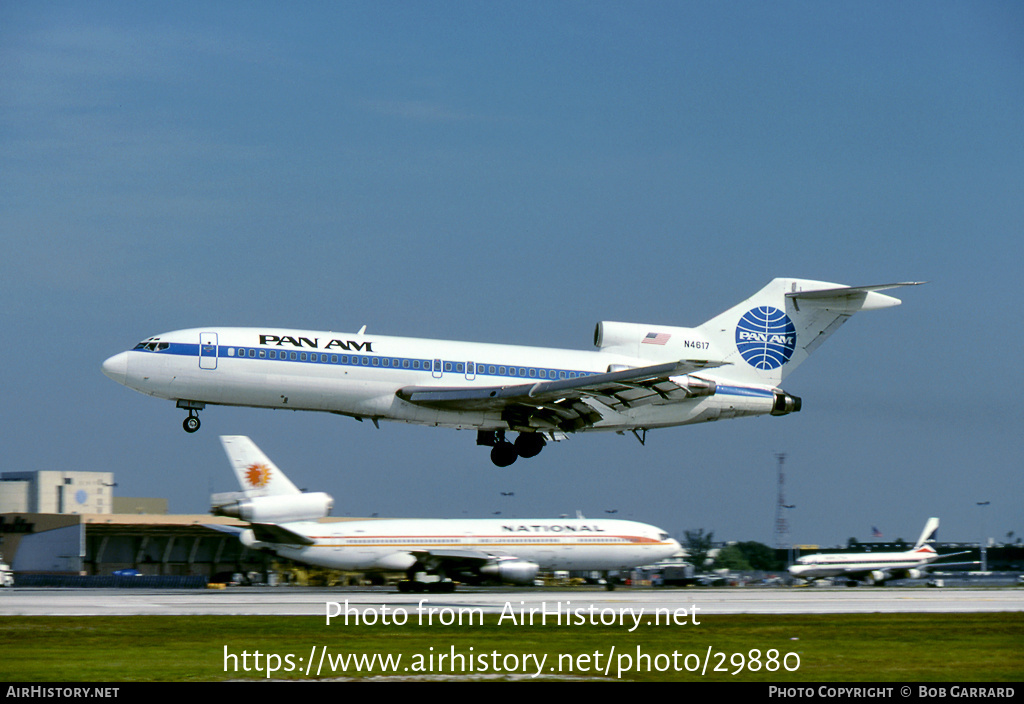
976,501,990,571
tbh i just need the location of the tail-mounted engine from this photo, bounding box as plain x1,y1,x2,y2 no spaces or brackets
594,321,709,357
212,492,334,523
674,375,716,399
771,391,802,416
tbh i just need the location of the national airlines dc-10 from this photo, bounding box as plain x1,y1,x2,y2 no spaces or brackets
211,436,681,591
102,278,921,466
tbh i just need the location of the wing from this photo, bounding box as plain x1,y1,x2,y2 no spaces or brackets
397,359,724,432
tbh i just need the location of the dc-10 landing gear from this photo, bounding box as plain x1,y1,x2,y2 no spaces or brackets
477,430,546,467
176,400,206,433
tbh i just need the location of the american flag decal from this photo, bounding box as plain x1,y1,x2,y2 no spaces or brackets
642,332,671,345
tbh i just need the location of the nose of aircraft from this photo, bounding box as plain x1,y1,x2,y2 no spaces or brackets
101,351,129,385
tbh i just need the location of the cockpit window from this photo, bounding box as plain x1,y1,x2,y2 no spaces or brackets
133,341,169,352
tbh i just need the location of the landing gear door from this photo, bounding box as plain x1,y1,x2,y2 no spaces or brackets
199,332,218,370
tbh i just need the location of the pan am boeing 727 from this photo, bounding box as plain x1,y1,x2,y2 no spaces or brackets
102,278,921,466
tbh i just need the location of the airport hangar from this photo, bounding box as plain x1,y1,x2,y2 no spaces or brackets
0,470,367,584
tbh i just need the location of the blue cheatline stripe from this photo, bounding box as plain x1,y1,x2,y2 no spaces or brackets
136,343,597,383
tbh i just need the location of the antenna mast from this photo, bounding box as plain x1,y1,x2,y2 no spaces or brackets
774,453,790,549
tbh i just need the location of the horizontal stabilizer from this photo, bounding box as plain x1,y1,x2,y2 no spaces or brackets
787,282,926,311
250,523,316,546
202,523,245,536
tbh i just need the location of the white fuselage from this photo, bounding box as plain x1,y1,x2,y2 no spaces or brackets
251,517,682,573
102,326,778,431
788,546,939,580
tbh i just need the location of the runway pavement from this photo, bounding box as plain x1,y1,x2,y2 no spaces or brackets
3,585,1023,617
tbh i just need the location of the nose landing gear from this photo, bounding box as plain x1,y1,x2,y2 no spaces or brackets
183,412,200,433
176,400,206,433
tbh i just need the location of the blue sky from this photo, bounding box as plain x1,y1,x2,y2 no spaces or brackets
3,2,1022,548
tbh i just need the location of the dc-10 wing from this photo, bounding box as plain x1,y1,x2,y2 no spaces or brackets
397,359,726,432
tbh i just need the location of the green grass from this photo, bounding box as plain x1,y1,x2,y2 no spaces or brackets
2,613,1021,682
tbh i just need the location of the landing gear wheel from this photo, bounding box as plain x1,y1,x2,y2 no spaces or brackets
490,442,518,467
183,414,201,433
514,433,546,458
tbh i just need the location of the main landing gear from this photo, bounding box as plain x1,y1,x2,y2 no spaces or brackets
477,430,546,467
176,400,205,433
396,580,457,593
398,562,457,592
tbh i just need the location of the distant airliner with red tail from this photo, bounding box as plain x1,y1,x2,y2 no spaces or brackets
788,518,973,586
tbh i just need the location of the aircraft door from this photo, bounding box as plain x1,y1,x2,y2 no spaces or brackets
465,361,476,381
432,359,442,379
199,332,218,370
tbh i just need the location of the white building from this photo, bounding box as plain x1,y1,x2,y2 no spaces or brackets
1,471,115,514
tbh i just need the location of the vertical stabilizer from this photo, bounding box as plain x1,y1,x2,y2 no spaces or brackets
219,435,301,498
913,517,940,550
696,278,920,386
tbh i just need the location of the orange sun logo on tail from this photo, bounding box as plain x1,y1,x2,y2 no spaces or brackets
244,463,272,488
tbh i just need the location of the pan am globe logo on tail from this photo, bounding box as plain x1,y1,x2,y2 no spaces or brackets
736,307,797,370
